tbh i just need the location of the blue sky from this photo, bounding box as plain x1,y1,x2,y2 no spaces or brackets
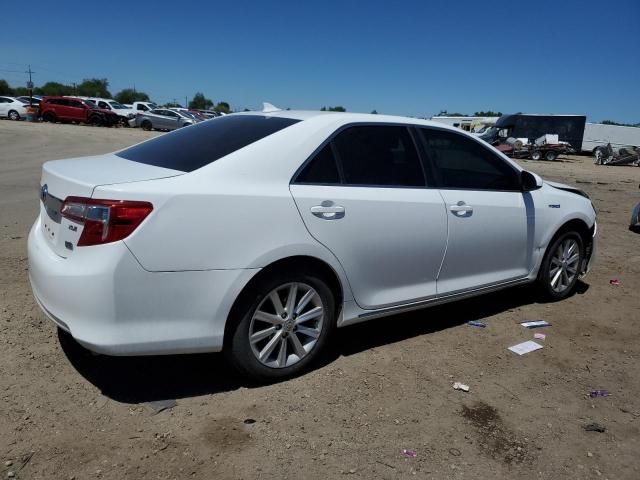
1,0,638,122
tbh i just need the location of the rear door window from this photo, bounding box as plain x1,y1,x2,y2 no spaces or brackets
333,125,425,187
295,144,341,184
117,115,300,172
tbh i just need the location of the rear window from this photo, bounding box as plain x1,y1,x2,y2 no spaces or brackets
116,115,300,172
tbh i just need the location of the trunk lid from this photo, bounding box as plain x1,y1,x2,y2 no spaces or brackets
39,153,182,258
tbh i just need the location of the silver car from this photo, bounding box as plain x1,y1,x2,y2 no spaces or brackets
133,108,194,131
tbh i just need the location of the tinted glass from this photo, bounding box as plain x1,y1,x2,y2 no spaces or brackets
296,144,340,184
333,126,424,187
117,115,300,172
419,128,519,190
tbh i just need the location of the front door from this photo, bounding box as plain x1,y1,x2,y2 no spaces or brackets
290,125,447,309
417,127,531,295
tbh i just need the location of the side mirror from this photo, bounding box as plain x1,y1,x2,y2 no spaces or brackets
521,170,543,192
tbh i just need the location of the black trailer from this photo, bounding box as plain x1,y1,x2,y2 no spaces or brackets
480,114,586,151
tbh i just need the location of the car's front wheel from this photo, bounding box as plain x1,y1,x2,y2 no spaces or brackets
225,271,335,381
538,231,584,300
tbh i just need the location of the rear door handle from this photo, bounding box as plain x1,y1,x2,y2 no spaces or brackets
311,203,345,220
450,202,474,215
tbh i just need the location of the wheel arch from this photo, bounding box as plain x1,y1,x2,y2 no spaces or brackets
539,217,595,276
223,255,345,347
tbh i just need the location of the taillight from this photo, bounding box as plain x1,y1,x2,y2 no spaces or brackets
60,196,153,246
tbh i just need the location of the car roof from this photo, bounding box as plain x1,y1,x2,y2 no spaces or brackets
232,109,463,131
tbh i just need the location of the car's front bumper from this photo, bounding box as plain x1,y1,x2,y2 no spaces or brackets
28,217,258,355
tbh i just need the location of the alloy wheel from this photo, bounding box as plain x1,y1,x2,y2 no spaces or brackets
249,282,324,369
548,238,580,293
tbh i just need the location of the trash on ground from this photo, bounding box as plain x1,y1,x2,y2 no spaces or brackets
583,423,606,433
609,279,620,286
520,320,550,329
467,320,486,328
453,382,470,392
590,390,610,398
534,333,546,340
448,448,462,456
144,399,178,414
402,448,417,458
508,341,543,356
243,418,256,424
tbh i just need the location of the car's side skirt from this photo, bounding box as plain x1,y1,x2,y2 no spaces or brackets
349,276,533,323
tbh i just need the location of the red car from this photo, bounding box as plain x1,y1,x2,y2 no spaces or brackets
39,97,120,126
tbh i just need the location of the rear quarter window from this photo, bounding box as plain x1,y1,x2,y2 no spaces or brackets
116,115,300,172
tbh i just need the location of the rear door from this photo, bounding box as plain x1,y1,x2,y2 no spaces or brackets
290,124,447,309
417,127,530,295
0,97,11,116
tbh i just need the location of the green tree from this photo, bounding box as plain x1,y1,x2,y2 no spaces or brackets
188,92,214,109
35,81,73,96
12,86,31,96
213,101,230,114
320,106,346,112
371,109,378,114
163,101,182,108
0,79,12,95
76,78,111,98
114,88,150,104
474,111,502,117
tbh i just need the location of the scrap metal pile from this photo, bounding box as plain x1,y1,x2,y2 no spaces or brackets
594,144,640,166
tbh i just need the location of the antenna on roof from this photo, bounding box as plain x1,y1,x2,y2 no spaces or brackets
262,102,281,113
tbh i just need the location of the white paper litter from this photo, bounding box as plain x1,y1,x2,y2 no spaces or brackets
453,382,470,392
520,320,550,329
508,341,543,356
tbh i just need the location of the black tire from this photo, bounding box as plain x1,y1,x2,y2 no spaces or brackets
89,115,103,126
8,110,20,121
545,150,559,161
141,120,152,131
531,151,542,161
225,269,336,382
537,231,584,300
42,111,56,123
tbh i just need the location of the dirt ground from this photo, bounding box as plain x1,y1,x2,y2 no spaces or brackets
1,120,639,480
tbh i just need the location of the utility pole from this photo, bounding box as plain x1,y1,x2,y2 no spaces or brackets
72,82,77,95
25,65,35,106
185,95,188,108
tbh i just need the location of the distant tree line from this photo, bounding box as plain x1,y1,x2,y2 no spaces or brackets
434,109,503,117
601,119,640,128
0,78,232,112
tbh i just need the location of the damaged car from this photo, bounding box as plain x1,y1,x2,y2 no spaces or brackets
28,109,597,381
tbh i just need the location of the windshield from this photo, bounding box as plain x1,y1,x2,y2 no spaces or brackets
117,115,301,172
479,126,500,142
109,101,127,109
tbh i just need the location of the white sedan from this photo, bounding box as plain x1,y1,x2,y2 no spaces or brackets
28,109,597,381
0,96,28,120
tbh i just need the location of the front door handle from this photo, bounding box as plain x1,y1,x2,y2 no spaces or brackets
311,202,345,220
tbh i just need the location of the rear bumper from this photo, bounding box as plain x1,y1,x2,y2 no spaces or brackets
28,217,258,355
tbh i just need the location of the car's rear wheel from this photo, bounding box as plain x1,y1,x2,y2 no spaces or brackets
531,151,542,161
141,120,152,131
538,231,584,300
8,110,20,121
42,112,56,123
225,271,335,381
